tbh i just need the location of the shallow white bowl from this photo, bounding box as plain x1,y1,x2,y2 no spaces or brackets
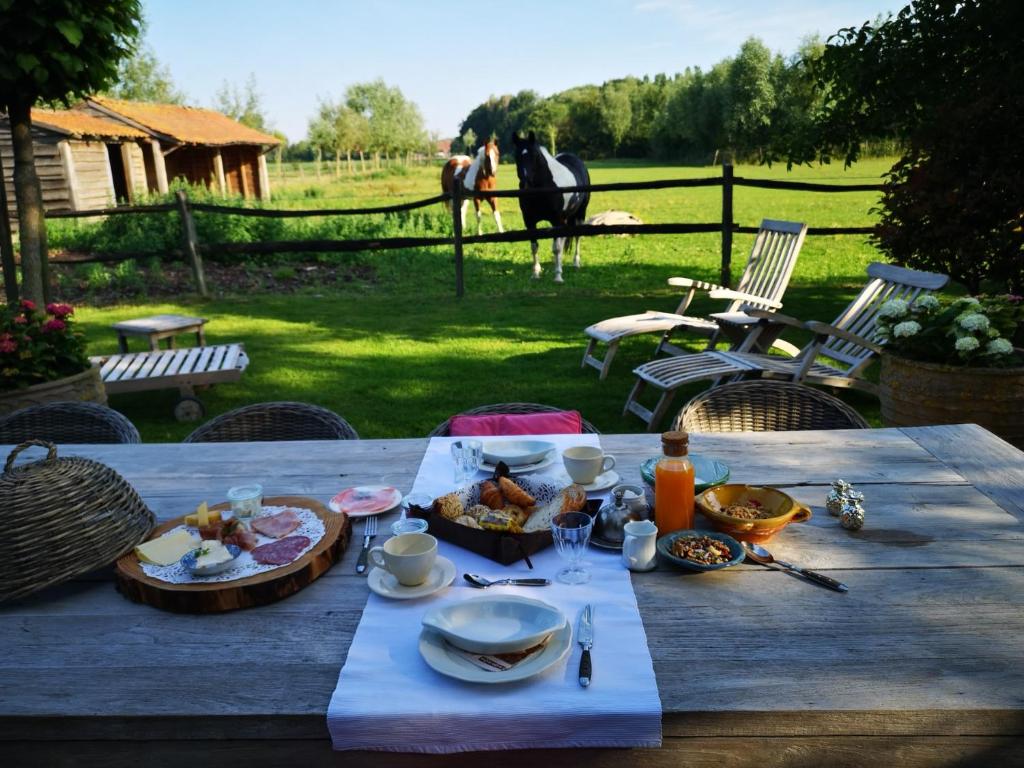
421,595,566,654
481,440,555,467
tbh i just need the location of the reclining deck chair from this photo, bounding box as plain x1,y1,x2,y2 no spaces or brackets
581,219,807,379
623,262,949,431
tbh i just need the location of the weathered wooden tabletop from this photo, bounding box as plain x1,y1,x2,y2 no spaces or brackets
2,424,1023,768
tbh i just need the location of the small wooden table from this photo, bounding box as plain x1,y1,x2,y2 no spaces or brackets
112,314,207,353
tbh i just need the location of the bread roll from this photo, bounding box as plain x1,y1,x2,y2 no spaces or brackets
522,484,587,533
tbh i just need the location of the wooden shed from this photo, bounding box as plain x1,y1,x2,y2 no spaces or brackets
80,96,280,201
0,108,152,224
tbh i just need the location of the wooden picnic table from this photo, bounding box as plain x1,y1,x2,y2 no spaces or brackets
2,424,1023,767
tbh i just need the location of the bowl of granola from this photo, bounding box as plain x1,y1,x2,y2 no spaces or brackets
696,484,812,543
656,531,744,572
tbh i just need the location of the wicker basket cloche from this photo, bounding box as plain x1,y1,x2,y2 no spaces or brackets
0,440,156,603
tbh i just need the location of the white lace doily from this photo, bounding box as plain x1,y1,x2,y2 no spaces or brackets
140,505,325,585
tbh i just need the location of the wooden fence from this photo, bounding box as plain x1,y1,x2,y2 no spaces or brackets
32,163,884,298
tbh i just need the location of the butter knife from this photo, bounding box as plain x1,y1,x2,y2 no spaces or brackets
577,604,594,688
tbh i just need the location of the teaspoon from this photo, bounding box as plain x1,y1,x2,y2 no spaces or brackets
463,573,550,588
742,542,849,592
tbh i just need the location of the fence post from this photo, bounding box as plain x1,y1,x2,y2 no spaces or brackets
175,190,208,297
720,162,733,287
451,178,464,298
0,152,18,303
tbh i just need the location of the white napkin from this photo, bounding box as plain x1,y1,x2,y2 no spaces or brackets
327,435,662,753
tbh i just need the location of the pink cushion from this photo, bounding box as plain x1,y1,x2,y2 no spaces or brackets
448,410,583,436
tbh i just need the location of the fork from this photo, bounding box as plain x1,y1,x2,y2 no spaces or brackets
355,516,378,575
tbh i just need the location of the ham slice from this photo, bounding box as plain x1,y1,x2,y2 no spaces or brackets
251,509,301,539
251,536,310,565
331,486,400,515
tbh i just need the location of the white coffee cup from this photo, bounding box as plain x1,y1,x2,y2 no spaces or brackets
562,446,616,485
368,532,437,586
622,519,658,572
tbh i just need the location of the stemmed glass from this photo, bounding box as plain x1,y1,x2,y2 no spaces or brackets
450,439,483,485
551,511,594,584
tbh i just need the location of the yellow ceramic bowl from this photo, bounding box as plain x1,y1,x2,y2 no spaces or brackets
696,484,812,543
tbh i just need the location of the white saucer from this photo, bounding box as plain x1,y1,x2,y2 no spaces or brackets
419,619,573,684
550,468,620,492
367,556,456,600
479,452,556,476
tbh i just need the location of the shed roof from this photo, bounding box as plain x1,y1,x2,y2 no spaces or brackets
85,96,281,147
29,108,148,140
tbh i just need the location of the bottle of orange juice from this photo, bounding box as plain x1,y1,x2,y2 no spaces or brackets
654,430,695,533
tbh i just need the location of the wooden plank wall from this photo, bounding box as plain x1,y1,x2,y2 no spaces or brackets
165,146,214,189
221,146,261,199
124,143,149,199
68,140,115,210
0,126,73,229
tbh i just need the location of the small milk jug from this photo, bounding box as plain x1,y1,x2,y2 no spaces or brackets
621,519,658,572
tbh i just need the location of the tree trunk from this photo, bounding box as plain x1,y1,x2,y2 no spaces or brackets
0,151,18,303
334,149,340,178
8,100,48,305
360,151,366,173
346,150,353,175
315,147,322,180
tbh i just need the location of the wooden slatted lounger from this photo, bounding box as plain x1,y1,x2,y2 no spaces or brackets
89,343,249,422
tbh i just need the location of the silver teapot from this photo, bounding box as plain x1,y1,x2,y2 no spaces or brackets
595,484,652,544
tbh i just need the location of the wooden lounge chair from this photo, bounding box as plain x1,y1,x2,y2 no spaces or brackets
623,262,949,431
581,219,807,379
674,380,870,433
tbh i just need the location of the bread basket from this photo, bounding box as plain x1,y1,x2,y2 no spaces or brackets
0,440,156,602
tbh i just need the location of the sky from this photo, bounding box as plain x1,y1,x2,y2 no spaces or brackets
142,0,902,143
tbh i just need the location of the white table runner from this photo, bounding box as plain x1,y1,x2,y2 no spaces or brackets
327,434,662,753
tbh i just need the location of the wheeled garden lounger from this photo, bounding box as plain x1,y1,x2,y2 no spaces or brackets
89,343,249,422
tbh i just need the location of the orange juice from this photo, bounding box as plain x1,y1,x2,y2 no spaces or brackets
654,431,695,533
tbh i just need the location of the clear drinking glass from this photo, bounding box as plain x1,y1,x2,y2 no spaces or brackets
551,511,594,584
450,439,483,485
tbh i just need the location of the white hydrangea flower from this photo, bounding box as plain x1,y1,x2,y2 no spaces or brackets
957,313,990,332
954,296,981,307
912,295,939,310
986,338,1013,356
893,321,922,337
955,336,980,352
878,299,909,319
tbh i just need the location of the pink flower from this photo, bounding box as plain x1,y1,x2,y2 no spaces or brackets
19,299,36,311
0,334,15,353
46,302,74,318
13,315,27,324
42,319,66,333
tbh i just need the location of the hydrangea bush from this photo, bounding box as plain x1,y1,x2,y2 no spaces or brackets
1,301,91,391
876,295,1023,367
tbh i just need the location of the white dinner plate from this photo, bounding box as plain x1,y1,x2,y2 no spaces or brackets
479,452,556,476
329,485,404,517
367,556,456,600
422,595,566,655
482,440,556,467
419,619,573,684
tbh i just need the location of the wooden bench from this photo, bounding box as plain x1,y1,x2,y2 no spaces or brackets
90,343,249,421
112,314,207,353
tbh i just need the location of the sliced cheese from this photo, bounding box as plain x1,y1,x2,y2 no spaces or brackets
135,530,201,566
197,501,209,527
184,509,222,527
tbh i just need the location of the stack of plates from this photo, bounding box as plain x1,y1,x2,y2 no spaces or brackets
479,440,556,475
419,595,572,683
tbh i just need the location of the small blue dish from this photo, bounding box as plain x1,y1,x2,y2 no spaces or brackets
640,455,730,492
180,543,242,576
656,530,745,572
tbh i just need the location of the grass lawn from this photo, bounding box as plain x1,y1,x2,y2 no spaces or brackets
69,158,896,442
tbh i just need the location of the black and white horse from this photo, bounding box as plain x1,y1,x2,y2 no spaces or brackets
512,132,590,282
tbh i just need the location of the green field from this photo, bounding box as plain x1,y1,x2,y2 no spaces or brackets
72,158,895,441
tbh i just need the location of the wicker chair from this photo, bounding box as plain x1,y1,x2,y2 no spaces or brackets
674,381,870,433
0,401,141,444
183,402,360,443
427,402,600,437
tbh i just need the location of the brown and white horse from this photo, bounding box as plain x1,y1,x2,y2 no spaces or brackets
440,139,504,235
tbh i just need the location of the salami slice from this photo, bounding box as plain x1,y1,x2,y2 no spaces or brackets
251,535,311,565
251,509,301,539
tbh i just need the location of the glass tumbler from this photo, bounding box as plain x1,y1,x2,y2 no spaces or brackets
450,439,483,485
551,511,594,584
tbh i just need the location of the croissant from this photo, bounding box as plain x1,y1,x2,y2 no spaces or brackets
479,480,505,510
498,476,536,508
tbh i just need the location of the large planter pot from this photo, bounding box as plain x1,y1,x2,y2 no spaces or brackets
879,353,1024,448
0,365,107,416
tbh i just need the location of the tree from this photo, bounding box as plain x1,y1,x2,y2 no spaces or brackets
346,80,425,166
599,81,633,156
105,19,185,104
0,0,141,304
792,0,1024,292
214,74,268,131
724,38,776,160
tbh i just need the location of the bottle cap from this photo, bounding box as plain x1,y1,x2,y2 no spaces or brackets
661,430,689,456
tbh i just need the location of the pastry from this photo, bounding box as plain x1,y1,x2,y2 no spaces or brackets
466,504,491,520
478,510,523,533
436,493,464,521
502,504,529,527
498,476,536,508
454,514,482,529
479,480,504,510
523,484,587,533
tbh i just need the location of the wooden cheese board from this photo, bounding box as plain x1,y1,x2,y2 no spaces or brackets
115,496,351,613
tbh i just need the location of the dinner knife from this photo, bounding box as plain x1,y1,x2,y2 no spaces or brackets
355,527,375,574
577,604,594,688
